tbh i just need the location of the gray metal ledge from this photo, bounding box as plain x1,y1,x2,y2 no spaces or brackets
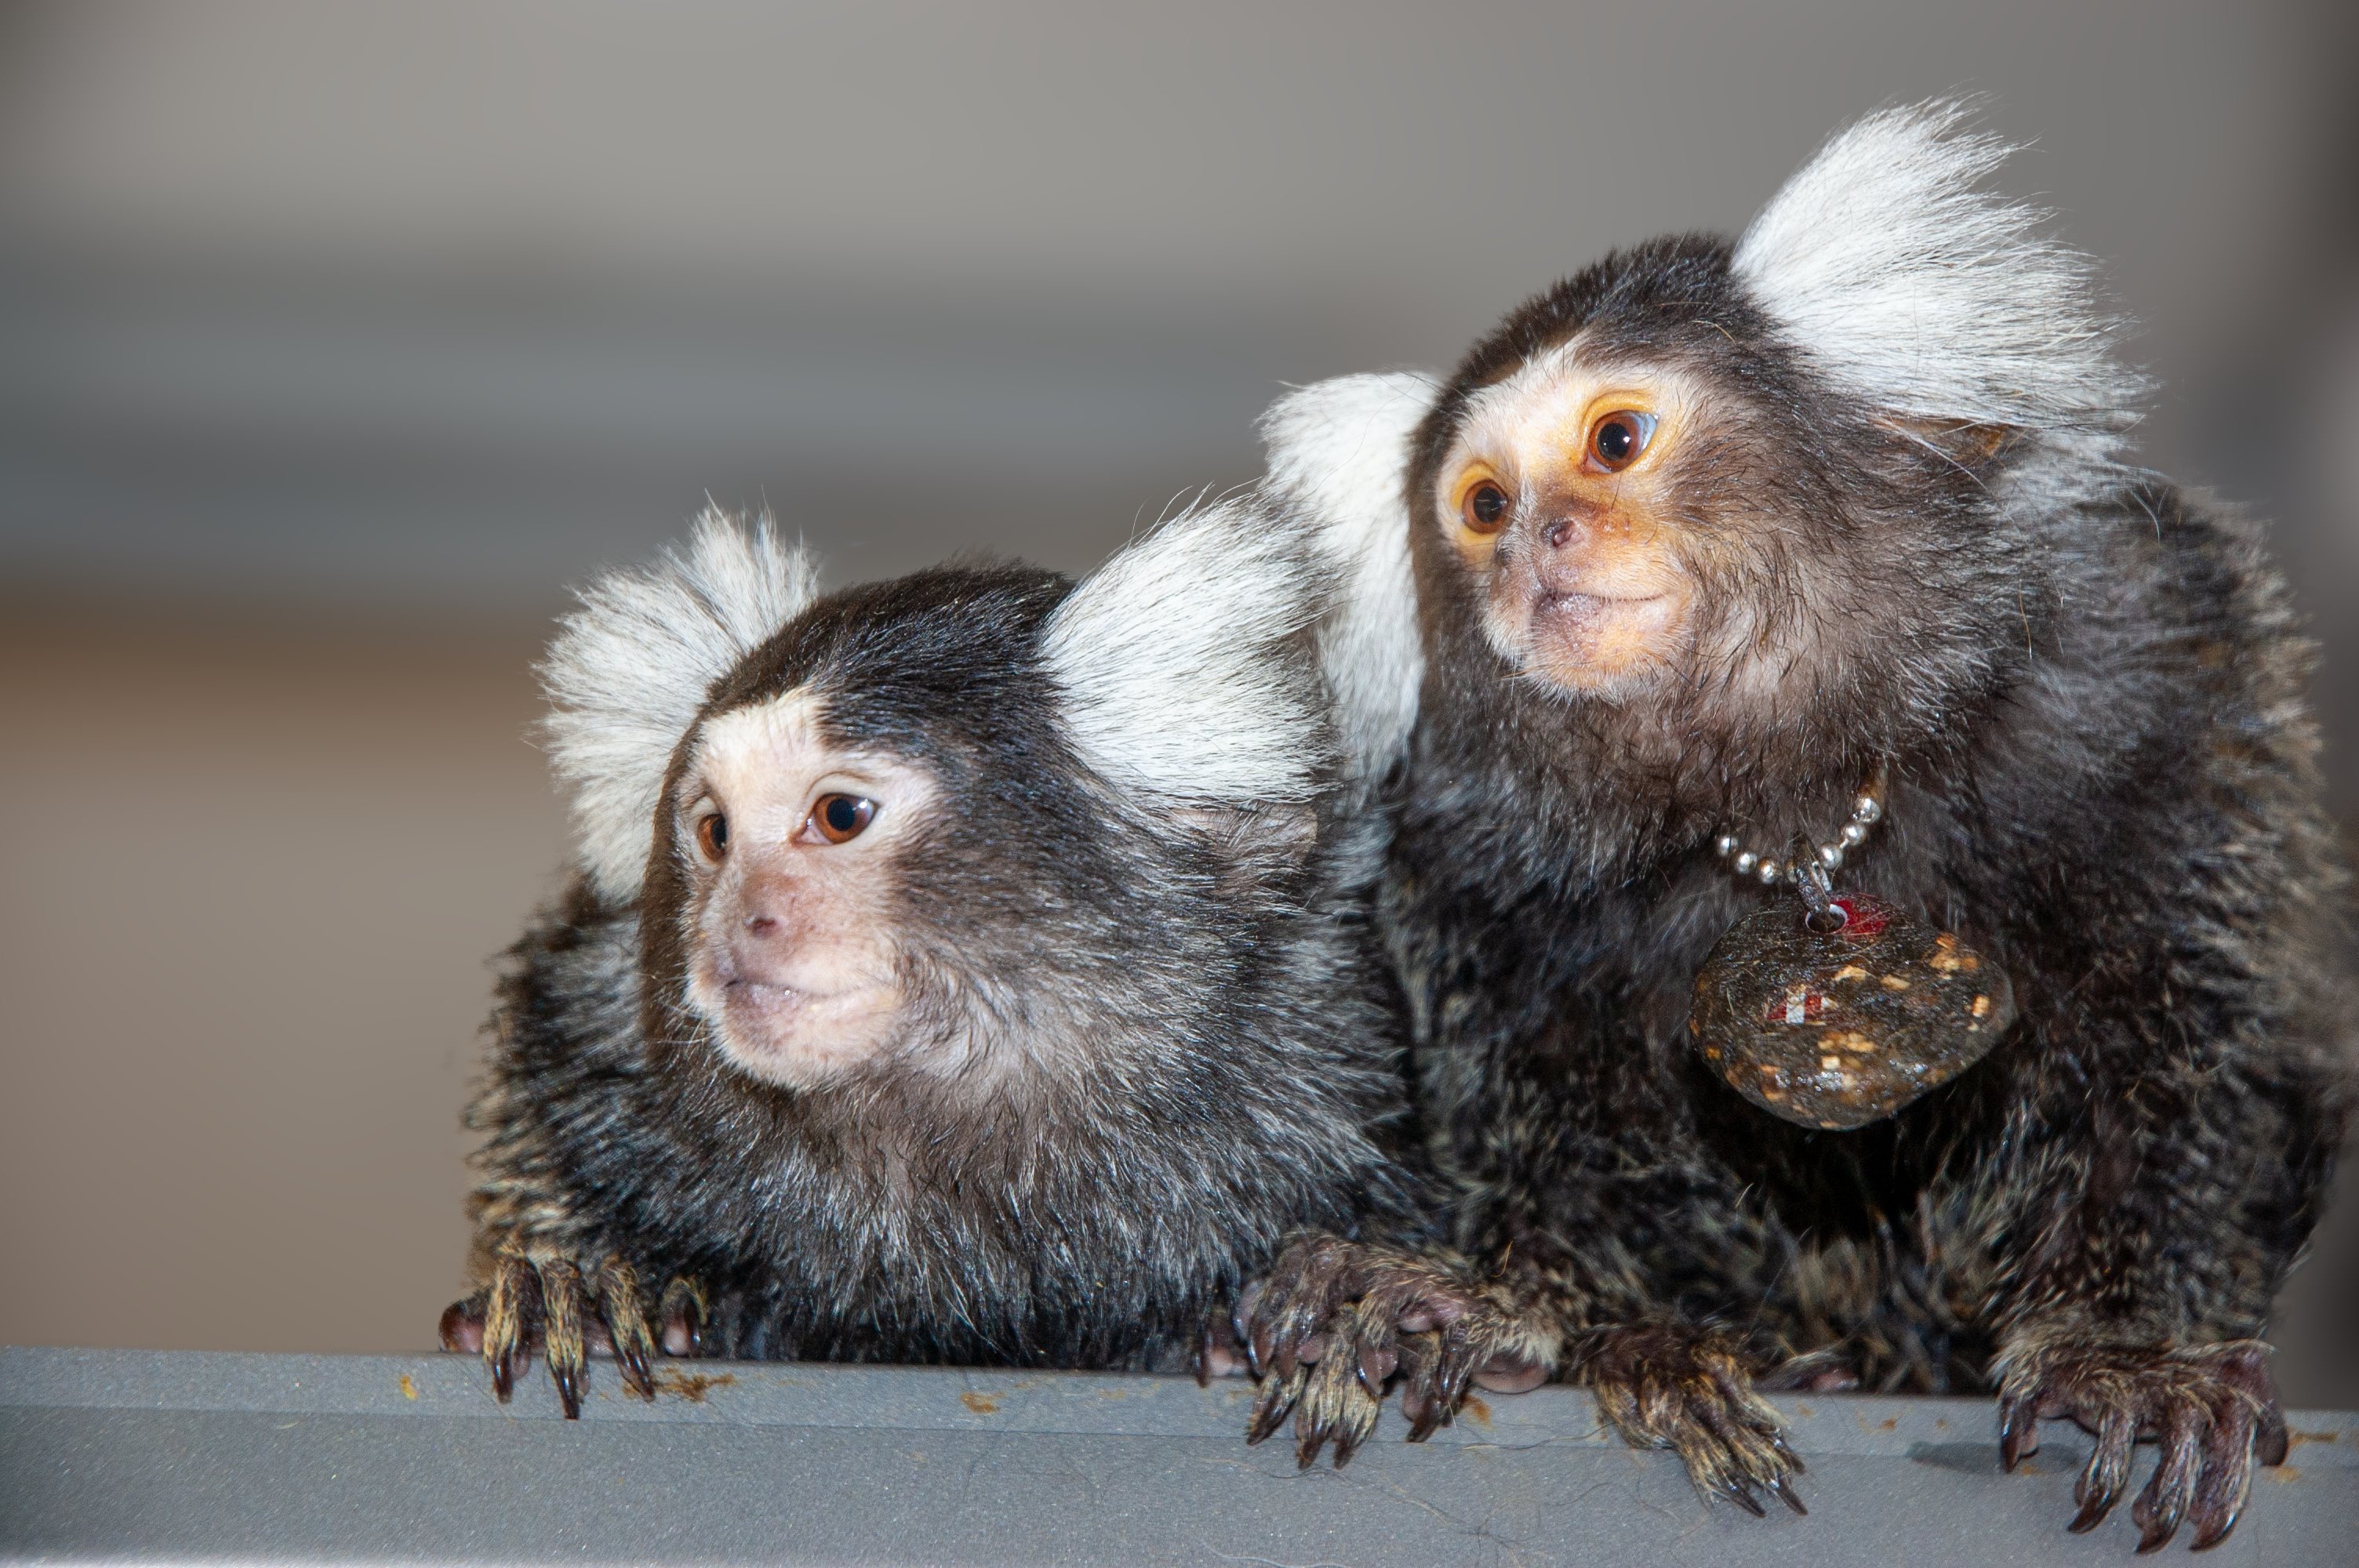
3,1346,2353,1566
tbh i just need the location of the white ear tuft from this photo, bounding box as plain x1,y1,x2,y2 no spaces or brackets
1260,372,1437,792
1042,495,1328,811
541,506,820,902
1732,100,2145,460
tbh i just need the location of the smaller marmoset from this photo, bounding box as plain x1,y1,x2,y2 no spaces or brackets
440,497,1423,1408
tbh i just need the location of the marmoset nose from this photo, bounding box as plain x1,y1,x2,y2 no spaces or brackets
727,897,798,984
1542,517,1581,551
734,873,798,950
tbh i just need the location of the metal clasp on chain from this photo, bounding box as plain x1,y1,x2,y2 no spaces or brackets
1790,836,1848,935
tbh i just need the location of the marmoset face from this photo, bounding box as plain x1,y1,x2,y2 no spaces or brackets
670,689,937,1090
1434,344,1721,703
1424,328,1947,737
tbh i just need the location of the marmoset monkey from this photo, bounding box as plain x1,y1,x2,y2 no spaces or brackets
440,499,1423,1408
1243,103,2353,1552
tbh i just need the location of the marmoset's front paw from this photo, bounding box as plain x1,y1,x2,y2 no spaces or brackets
1238,1233,1556,1468
438,1250,704,1417
1576,1321,1805,1518
1996,1334,2288,1552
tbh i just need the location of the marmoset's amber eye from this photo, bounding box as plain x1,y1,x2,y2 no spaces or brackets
1461,480,1511,535
1587,411,1656,473
694,810,729,862
809,793,876,844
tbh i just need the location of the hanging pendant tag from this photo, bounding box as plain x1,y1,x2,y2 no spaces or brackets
1689,894,2015,1130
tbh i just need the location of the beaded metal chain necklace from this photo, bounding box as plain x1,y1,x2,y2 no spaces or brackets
1688,770,2017,1131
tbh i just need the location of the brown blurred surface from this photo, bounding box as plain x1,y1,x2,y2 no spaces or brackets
0,601,564,1353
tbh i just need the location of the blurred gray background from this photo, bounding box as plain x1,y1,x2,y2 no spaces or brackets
2,1,2354,1403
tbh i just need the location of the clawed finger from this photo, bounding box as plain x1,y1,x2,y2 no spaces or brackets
1998,1394,2041,1471
2070,1406,2138,1533
1292,1347,1381,1469
2130,1398,2207,1552
1396,1332,1454,1443
483,1251,540,1403
598,1256,658,1400
1246,1361,1308,1447
540,1258,590,1418
2188,1394,2259,1552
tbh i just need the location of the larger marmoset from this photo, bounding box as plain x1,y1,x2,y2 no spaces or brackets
440,494,1426,1408
1242,104,2354,1552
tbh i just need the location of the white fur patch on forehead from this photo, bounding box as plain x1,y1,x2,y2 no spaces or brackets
1041,494,1328,810
541,506,820,902
1259,372,1438,792
1732,100,2145,459
1448,343,1706,470
684,688,931,845
1451,341,1587,459
688,689,827,793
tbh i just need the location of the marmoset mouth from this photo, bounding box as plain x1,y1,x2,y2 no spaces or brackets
1530,587,1679,648
1502,585,1688,695
709,978,902,1087
723,977,888,1023
1537,589,1667,618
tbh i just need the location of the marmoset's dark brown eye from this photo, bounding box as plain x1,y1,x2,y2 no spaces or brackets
1461,480,1511,535
1588,411,1656,472
810,793,876,844
695,811,729,862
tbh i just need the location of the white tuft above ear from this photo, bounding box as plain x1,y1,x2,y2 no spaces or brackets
1042,495,1328,811
1733,100,2145,460
541,506,820,902
1259,372,1438,791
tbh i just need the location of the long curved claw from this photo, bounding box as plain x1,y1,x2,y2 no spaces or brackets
1998,1393,2041,1472
1397,1333,1452,1443
1246,1362,1307,1447
1428,1317,1485,1417
1230,1289,1262,1378
2187,1392,2259,1552
1292,1334,1382,1469
482,1250,540,1403
2070,1407,2138,1534
598,1256,657,1400
538,1258,589,1419
2130,1399,2206,1552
